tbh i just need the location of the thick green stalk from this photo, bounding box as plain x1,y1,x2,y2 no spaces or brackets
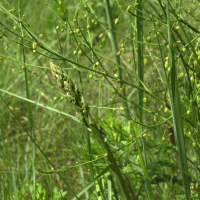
137,1,144,122
132,124,154,200
18,0,29,187
22,44,36,199
168,2,200,133
136,2,154,199
88,120,131,200
19,0,36,194
104,0,130,118
166,1,190,199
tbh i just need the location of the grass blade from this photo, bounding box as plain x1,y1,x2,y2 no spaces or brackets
166,1,190,199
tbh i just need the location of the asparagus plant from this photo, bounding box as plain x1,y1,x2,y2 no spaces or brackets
50,62,131,200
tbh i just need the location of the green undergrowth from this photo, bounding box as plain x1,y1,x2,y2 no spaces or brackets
1,0,200,199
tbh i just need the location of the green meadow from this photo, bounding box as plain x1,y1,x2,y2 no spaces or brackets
1,0,200,199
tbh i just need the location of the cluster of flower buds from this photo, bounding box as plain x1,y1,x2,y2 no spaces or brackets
50,62,89,121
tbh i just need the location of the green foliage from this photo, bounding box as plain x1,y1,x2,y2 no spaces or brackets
100,111,140,145
17,183,67,200
1,0,200,199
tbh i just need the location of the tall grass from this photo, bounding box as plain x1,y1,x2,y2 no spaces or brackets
1,0,200,199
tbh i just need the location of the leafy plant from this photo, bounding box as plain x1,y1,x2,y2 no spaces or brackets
17,183,67,200
1,0,200,199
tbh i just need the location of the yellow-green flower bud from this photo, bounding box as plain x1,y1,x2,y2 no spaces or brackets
129,134,133,140
89,74,93,79
32,43,37,50
165,60,169,68
192,142,197,148
162,137,166,141
110,98,115,104
76,29,80,34
127,5,131,12
39,34,44,39
191,76,195,84
179,72,185,79
120,107,124,111
115,18,119,24
164,107,169,113
147,36,151,43
144,59,148,66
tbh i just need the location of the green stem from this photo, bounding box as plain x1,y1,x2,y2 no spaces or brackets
19,0,36,196
104,0,130,118
22,42,36,200
88,116,131,200
136,1,154,199
137,1,144,122
166,1,190,199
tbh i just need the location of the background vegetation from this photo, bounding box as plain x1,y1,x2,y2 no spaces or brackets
1,0,200,199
